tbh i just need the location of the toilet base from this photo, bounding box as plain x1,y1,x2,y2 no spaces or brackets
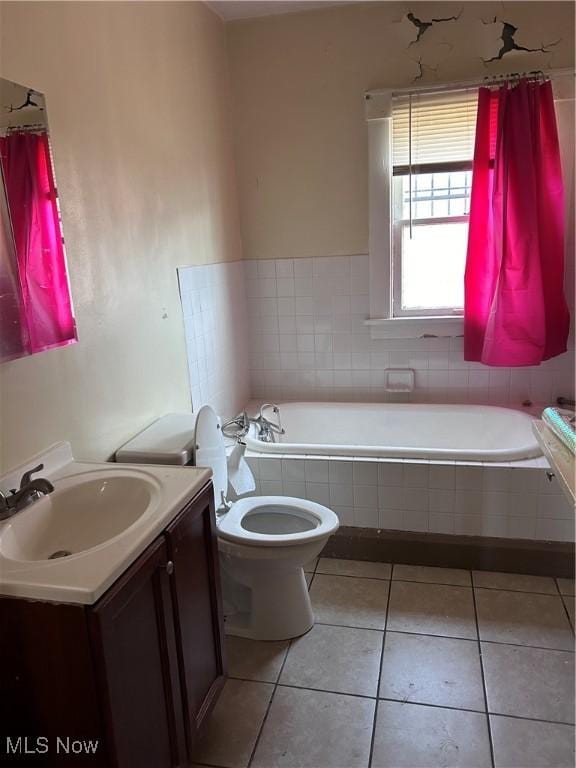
218,537,325,641
223,566,314,641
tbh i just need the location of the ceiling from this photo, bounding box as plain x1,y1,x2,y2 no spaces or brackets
206,1,352,22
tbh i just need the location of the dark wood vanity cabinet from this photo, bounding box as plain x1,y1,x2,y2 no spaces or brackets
0,482,226,767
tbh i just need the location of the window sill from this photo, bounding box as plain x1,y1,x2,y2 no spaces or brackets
364,316,463,339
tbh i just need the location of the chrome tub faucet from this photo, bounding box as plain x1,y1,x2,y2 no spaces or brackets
222,404,285,444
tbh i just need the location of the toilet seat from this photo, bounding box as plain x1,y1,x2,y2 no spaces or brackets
217,495,339,547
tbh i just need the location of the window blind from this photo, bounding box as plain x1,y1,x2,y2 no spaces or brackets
392,88,478,172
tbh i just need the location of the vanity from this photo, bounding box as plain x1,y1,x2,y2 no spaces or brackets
0,444,226,767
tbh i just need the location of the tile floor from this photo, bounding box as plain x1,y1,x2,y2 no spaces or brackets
194,559,575,768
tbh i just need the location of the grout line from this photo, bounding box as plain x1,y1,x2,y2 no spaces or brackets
193,763,225,768
560,599,575,634
377,696,486,716
313,570,567,597
378,698,576,728
224,677,576,729
472,577,496,768
275,681,378,701
485,711,576,728
246,618,298,767
556,585,576,633
315,620,387,632
368,564,394,768
313,622,575,653
313,572,392,584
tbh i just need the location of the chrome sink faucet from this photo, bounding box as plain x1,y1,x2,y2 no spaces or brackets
0,463,55,521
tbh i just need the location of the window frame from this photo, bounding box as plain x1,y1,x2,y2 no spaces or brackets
392,215,469,318
365,89,473,338
391,163,472,318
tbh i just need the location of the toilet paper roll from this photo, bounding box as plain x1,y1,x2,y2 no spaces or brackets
227,442,256,496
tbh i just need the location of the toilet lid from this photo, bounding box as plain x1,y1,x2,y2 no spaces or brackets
193,405,228,506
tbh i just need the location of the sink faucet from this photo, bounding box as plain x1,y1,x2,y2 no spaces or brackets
0,464,55,521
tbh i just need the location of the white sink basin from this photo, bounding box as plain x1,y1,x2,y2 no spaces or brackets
0,471,159,562
0,444,211,604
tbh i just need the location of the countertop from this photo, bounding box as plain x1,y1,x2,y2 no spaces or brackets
533,420,575,506
0,445,211,605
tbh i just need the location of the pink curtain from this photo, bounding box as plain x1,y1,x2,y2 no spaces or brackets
464,80,569,366
0,132,77,357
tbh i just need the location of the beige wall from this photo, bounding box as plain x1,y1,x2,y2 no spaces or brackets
227,1,575,260
0,1,243,471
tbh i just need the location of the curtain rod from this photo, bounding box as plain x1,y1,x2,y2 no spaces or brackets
365,67,575,99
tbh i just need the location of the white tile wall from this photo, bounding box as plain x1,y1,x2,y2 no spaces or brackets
178,261,250,420
176,255,573,545
245,455,574,543
245,255,575,406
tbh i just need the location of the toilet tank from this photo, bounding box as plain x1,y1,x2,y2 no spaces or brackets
115,413,197,466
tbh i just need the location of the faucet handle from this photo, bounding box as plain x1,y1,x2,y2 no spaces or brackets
19,463,45,489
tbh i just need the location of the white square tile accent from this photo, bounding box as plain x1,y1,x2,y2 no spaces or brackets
403,463,430,488
353,485,378,510
355,507,379,527
282,458,306,482
380,485,404,510
260,480,283,495
330,483,354,507
305,460,329,483
403,488,429,512
379,508,404,529
429,464,456,489
178,261,250,421
329,461,354,484
429,512,455,534
306,483,330,506
260,459,282,481
244,254,574,406
283,481,306,497
455,466,484,490
353,461,378,485
429,489,455,513
378,462,404,486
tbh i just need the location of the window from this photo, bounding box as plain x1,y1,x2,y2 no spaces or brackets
391,89,477,318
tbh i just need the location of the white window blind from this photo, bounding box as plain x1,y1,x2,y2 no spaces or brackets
392,89,478,172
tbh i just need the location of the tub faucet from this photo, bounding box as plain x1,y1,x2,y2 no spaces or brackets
0,463,54,521
252,404,285,443
222,405,285,444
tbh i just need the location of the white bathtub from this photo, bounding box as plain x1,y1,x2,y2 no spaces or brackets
245,402,542,462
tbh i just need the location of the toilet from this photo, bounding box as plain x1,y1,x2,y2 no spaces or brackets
116,407,339,641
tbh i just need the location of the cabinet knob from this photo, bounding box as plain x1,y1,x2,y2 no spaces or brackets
165,561,175,576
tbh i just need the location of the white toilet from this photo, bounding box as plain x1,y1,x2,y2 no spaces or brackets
116,407,339,641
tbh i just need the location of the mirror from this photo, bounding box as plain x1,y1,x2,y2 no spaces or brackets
0,78,77,363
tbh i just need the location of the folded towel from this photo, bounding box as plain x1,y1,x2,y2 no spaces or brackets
542,407,576,454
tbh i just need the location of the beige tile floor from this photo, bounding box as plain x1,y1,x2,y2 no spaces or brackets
194,559,575,768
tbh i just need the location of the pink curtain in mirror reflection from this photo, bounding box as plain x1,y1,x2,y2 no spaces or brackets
0,132,76,359
464,80,569,366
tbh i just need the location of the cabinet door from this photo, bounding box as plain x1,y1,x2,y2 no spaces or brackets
165,484,226,754
89,537,186,768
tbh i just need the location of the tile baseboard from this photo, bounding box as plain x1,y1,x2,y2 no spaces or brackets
322,526,575,579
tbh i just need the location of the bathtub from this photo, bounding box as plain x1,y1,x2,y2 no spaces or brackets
245,402,542,462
